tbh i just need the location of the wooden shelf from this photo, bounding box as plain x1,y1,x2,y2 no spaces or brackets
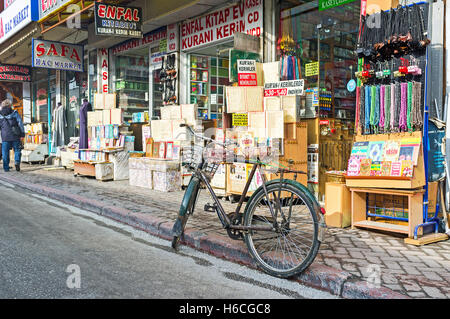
353,220,409,234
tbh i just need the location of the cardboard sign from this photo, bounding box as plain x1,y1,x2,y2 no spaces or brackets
94,2,143,38
305,62,319,77
232,113,248,127
264,80,304,97
32,39,84,72
237,59,257,86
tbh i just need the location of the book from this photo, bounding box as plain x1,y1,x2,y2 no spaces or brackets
370,161,382,176
390,161,402,176
368,141,385,162
401,160,414,177
359,159,372,176
380,161,392,176
399,137,421,165
347,156,361,176
383,140,400,162
350,141,369,159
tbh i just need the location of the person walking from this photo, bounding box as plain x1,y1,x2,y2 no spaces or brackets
0,99,25,172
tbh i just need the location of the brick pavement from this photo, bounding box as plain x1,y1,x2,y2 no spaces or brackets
1,164,449,299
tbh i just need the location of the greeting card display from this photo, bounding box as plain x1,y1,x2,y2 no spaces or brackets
347,157,361,176
368,142,384,162
383,140,400,162
359,159,372,176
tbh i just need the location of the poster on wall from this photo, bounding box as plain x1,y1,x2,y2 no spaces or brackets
94,2,143,38
32,39,84,72
181,0,263,51
0,64,31,82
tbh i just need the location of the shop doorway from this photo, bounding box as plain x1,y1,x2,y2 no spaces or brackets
66,71,87,140
187,41,234,124
0,81,23,118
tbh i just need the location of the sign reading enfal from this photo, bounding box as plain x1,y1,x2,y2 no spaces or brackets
38,0,76,21
32,39,84,72
94,2,142,38
0,64,31,82
181,0,263,51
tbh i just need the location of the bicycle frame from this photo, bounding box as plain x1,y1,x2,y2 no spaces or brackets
189,158,304,234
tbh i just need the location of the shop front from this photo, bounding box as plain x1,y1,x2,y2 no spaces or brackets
278,0,360,199
106,24,180,122
180,0,264,123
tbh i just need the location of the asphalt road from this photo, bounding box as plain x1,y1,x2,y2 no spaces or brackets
0,181,338,299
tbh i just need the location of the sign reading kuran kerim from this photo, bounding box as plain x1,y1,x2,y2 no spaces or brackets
32,39,84,72
94,2,143,38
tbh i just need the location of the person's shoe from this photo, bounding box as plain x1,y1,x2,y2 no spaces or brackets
15,164,20,172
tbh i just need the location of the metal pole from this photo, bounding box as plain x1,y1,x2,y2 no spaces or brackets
48,69,52,155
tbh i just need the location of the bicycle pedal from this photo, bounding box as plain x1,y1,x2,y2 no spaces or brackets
204,203,217,213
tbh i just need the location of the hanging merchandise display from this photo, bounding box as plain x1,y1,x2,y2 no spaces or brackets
160,53,178,105
347,2,448,243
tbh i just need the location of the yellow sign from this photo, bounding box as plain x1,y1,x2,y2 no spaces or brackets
305,62,319,77
232,113,248,126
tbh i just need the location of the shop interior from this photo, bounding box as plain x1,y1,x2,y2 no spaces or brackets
186,41,234,124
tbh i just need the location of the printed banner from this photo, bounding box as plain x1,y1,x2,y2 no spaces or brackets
181,0,262,51
32,39,84,72
94,2,142,38
237,59,257,86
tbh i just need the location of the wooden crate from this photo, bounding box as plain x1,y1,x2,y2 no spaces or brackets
74,161,97,177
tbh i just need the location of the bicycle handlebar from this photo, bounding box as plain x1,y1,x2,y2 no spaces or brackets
180,123,238,148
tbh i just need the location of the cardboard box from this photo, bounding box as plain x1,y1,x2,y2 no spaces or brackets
180,104,197,126
366,0,399,13
324,182,351,228
110,108,123,125
264,96,281,111
153,171,181,192
282,95,299,123
95,162,114,181
225,86,264,113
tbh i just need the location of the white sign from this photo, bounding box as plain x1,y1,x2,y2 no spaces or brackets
167,23,179,53
0,0,32,45
264,80,305,97
38,0,75,21
237,59,257,86
181,0,263,51
98,48,109,93
32,39,84,72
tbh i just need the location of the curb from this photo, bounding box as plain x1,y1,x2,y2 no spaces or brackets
0,173,410,299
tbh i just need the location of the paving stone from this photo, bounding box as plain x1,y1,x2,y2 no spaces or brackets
422,286,446,299
2,167,449,299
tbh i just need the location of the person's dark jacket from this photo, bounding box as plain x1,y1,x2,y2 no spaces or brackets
0,107,25,142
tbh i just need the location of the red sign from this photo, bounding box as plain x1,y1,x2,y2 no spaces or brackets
264,88,287,97
238,73,257,86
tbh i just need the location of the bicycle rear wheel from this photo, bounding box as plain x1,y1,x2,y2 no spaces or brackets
243,182,320,278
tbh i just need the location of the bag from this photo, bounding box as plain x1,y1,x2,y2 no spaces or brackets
1,115,22,139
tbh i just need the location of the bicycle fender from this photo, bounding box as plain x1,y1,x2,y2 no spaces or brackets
179,175,201,217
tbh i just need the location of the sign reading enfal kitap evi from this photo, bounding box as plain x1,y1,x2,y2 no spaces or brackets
264,80,304,97
181,0,263,51
94,2,143,38
319,0,356,11
32,39,84,72
0,64,31,82
0,0,33,45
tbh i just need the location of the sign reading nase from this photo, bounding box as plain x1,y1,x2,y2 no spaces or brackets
32,39,84,72
94,2,142,38
181,0,262,51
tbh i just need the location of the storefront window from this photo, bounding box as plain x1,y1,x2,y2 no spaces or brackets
66,70,87,138
32,68,56,124
114,51,149,122
0,81,23,118
88,50,98,102
279,0,360,120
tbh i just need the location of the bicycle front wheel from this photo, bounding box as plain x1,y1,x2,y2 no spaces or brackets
243,182,320,278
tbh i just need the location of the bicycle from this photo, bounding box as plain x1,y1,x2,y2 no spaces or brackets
171,124,326,278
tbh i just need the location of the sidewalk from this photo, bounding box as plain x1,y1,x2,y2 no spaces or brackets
1,164,449,299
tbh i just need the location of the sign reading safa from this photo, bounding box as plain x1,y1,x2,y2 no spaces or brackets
32,39,83,72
